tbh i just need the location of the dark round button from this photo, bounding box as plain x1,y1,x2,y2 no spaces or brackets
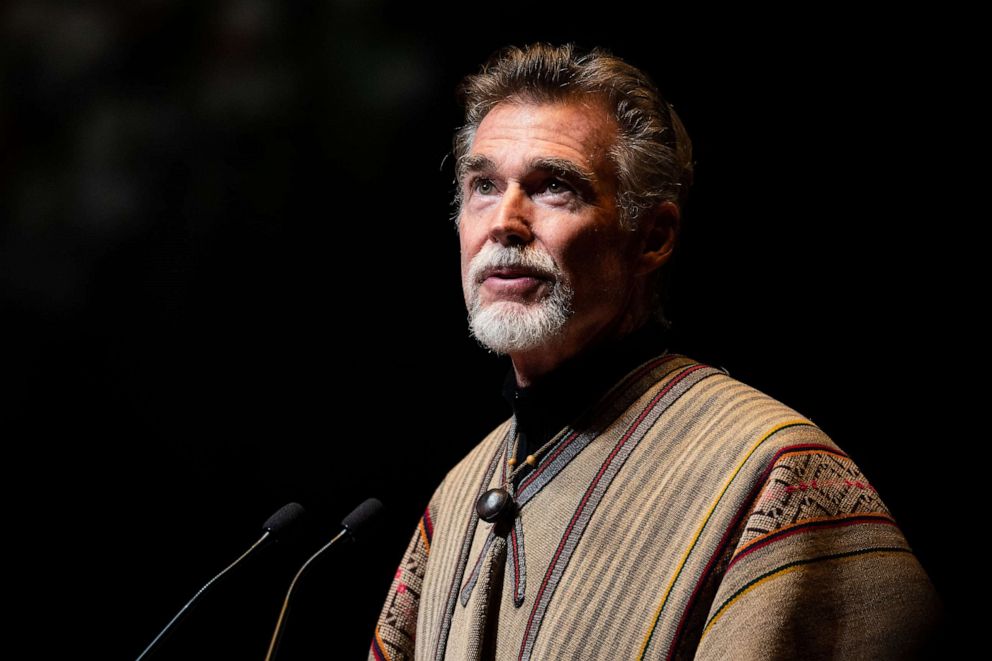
476,488,514,523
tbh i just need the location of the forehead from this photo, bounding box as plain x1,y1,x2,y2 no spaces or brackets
469,100,618,176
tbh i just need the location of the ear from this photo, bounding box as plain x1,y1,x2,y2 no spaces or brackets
634,201,680,276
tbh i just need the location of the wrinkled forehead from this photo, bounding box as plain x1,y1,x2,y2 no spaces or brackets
460,99,619,182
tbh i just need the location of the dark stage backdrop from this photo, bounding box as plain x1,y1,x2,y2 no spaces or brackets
4,4,966,659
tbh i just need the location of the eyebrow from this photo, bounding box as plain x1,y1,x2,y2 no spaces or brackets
456,154,595,189
456,154,496,184
529,157,595,189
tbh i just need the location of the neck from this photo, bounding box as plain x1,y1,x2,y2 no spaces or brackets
509,312,647,388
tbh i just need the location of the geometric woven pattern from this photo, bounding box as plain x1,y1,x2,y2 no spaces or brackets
735,448,892,551
371,506,434,661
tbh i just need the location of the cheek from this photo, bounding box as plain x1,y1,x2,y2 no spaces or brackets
458,235,479,296
459,216,495,275
460,248,478,283
560,230,631,294
559,228,617,273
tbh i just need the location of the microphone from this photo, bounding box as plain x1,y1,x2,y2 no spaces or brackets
135,502,306,661
264,497,384,661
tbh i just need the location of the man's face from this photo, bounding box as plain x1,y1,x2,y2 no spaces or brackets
458,100,642,363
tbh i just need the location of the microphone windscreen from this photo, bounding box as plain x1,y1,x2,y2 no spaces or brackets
263,502,306,537
341,497,384,537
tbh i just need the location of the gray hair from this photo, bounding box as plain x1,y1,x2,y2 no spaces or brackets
453,43,694,230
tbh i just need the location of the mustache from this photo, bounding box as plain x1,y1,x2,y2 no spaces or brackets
467,244,560,285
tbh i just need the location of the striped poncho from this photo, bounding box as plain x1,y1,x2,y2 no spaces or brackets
370,353,939,660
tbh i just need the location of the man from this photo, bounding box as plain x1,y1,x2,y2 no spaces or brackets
370,43,939,660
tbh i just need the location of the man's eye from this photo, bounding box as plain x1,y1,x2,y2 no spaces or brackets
473,178,496,195
545,179,573,195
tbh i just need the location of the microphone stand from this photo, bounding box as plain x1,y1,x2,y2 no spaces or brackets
263,528,348,661
136,531,272,661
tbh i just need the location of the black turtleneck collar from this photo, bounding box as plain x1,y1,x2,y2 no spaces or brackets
501,322,668,485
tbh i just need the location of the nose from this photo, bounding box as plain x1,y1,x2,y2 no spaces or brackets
489,184,533,247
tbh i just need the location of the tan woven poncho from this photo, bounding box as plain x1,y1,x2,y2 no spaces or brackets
370,353,939,660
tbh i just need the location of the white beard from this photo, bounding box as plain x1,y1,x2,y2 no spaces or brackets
465,244,574,354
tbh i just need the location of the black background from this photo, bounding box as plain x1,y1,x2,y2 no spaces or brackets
4,3,969,658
